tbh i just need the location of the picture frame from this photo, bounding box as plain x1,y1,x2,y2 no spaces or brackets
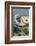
5,1,35,44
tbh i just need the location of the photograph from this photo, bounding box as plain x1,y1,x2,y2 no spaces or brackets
11,7,29,37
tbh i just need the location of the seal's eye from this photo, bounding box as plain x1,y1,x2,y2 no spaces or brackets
16,17,21,23
25,19,28,21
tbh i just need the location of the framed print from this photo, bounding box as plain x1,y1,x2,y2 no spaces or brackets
5,1,35,44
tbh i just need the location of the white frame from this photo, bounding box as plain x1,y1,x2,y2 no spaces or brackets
10,5,32,40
